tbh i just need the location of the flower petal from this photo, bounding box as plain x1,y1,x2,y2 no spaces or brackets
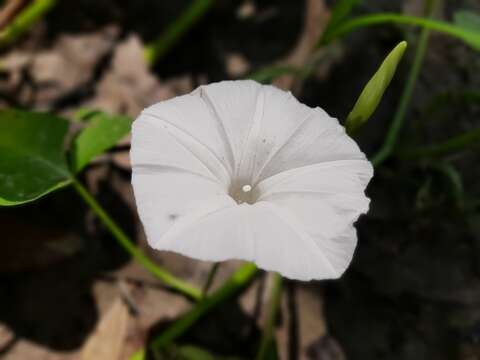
256,159,373,276
194,80,263,183
132,168,233,250
131,80,374,281
250,86,366,184
156,201,338,280
140,93,234,186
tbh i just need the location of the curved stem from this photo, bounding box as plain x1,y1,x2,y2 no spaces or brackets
371,4,435,166
129,263,258,360
202,262,220,297
399,128,480,159
72,179,201,301
321,13,479,50
144,0,215,65
0,0,57,48
256,273,283,360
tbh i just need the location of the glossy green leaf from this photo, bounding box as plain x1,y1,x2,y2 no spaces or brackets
346,41,407,135
71,111,132,173
0,109,72,206
454,10,480,33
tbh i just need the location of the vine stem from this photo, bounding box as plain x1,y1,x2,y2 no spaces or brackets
144,0,214,65
72,178,201,301
202,262,220,297
129,263,258,360
256,273,283,360
398,128,480,159
371,1,435,166
320,12,478,50
0,0,56,48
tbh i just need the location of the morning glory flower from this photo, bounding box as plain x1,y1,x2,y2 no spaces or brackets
130,80,373,281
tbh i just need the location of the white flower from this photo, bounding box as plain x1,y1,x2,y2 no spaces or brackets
130,80,373,281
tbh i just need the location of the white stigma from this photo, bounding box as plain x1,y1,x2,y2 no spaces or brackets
242,184,252,193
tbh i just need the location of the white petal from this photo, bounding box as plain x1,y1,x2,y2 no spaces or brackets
157,201,337,281
194,80,263,183
251,87,366,184
140,93,233,186
256,160,373,276
132,168,233,249
131,80,374,281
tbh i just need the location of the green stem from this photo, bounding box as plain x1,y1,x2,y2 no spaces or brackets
320,12,480,50
0,0,57,48
399,128,480,159
144,0,215,65
371,4,435,166
72,179,201,301
256,273,283,360
130,263,258,360
202,262,220,297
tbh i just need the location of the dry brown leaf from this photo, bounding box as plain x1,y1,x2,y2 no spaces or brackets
272,0,329,91
80,298,129,360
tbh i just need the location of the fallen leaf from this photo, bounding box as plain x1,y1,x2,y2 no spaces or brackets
81,298,129,360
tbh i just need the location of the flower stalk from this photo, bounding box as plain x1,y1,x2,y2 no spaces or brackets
130,263,258,360
256,272,283,360
372,0,435,166
144,0,214,65
202,262,220,297
72,178,202,300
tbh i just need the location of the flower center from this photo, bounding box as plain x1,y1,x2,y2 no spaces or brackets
242,185,252,192
229,183,257,205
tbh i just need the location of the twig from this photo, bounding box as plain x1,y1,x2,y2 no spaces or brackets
272,0,329,91
0,0,26,30
0,0,56,49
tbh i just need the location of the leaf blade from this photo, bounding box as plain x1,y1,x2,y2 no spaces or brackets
0,109,71,206
72,111,132,173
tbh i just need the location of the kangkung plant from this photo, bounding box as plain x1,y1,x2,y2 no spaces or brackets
1,0,479,358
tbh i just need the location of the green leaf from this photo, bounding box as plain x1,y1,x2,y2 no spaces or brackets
262,338,280,360
320,13,480,51
0,109,72,206
322,0,360,42
247,65,307,84
346,41,407,135
155,344,246,360
71,111,132,173
454,10,480,33
72,108,103,122
399,128,480,158
175,345,216,360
